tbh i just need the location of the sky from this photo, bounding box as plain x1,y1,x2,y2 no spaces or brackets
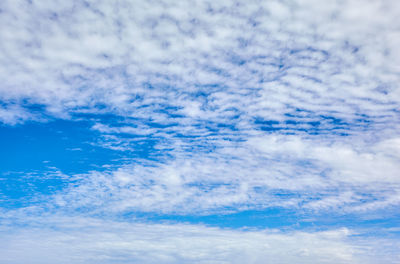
0,0,400,263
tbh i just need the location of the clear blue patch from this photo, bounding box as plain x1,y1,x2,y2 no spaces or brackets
0,116,161,208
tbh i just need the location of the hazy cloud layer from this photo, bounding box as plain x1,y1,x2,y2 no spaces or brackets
0,215,399,264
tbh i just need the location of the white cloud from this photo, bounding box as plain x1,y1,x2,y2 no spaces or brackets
44,132,399,215
0,2,399,260
1,214,398,264
0,0,399,126
0,104,36,125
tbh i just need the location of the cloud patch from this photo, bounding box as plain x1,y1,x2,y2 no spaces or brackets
1,215,399,264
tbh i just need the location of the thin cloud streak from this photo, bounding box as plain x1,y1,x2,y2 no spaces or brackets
1,215,398,264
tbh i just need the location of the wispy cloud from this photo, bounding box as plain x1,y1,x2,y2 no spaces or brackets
1,214,399,264
51,133,400,215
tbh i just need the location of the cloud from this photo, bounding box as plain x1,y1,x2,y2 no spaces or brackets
0,0,399,125
45,132,399,215
0,103,36,125
1,214,399,264
0,1,400,262
0,0,398,216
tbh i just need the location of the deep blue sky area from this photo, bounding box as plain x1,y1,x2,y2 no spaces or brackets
0,117,163,206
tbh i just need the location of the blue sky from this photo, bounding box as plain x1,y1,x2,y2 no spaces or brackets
1,0,400,263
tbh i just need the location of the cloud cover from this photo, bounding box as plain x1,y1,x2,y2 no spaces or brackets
1,214,399,264
1,0,400,263
1,0,398,214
